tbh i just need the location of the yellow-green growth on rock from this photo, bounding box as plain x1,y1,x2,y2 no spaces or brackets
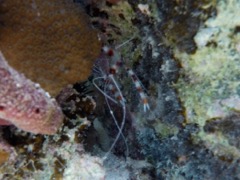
175,0,240,158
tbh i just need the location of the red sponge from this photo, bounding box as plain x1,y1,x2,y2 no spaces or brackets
0,52,63,134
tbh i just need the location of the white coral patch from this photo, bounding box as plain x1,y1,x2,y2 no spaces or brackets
63,154,105,180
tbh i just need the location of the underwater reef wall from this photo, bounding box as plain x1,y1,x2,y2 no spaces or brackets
84,0,240,179
1,0,240,179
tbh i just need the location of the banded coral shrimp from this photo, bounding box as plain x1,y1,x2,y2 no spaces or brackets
92,39,150,160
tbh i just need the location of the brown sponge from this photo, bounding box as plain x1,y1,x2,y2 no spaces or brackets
0,0,101,96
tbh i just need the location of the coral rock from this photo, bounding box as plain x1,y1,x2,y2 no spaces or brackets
0,0,101,96
0,52,63,134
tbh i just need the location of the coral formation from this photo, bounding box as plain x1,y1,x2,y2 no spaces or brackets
0,52,63,134
0,0,101,96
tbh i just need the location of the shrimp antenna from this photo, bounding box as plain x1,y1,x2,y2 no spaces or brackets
102,75,129,161
116,36,135,50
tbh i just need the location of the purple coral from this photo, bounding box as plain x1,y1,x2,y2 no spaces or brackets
0,52,63,134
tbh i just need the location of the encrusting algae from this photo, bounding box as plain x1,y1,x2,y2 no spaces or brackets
175,0,240,159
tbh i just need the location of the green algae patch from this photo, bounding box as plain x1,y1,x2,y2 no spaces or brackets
101,1,139,43
175,0,240,158
153,121,179,138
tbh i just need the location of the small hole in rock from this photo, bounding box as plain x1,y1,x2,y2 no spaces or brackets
0,106,5,111
35,108,40,113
